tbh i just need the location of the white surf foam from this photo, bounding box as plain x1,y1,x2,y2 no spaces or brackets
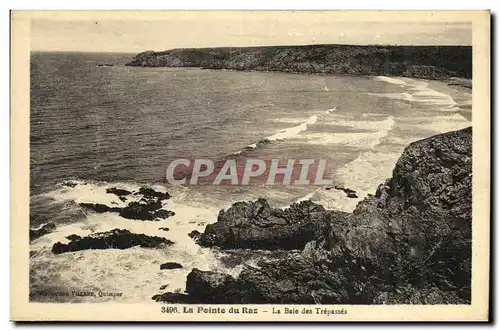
236,114,319,153
374,76,407,85
301,115,395,149
398,113,470,134
265,114,318,142
316,150,402,213
30,181,239,303
371,76,459,111
368,92,413,102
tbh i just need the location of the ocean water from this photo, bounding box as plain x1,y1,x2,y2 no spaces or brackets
29,52,472,302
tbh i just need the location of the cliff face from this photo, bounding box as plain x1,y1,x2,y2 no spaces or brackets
126,45,472,80
153,127,472,304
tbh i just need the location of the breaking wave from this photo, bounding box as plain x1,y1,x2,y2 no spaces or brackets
370,76,459,111
300,115,395,149
233,113,320,155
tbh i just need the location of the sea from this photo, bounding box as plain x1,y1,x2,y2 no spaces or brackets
29,52,472,302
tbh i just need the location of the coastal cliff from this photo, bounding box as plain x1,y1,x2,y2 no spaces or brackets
126,45,472,80
154,127,472,304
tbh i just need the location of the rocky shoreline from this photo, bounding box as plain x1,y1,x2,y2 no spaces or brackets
154,127,472,304
30,127,472,304
125,45,472,81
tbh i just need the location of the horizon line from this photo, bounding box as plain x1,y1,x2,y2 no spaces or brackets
31,43,473,54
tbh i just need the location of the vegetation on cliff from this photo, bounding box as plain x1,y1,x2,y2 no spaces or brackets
126,45,472,80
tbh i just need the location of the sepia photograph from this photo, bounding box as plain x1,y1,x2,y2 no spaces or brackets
10,10,490,321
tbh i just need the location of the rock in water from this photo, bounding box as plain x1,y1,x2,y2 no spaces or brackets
106,187,132,197
136,187,171,201
51,229,173,254
119,201,159,220
79,203,115,213
199,198,327,250
80,199,174,221
188,230,202,242
65,234,81,241
154,209,176,219
160,262,183,270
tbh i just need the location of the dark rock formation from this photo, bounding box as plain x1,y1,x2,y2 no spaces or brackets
185,268,240,303
334,186,357,195
160,262,183,270
61,181,78,188
329,186,359,198
188,230,202,242
79,203,116,213
30,222,56,241
135,187,171,201
79,197,174,221
154,209,176,219
106,187,132,197
159,227,170,232
199,198,327,250
51,229,173,254
126,45,472,80
161,127,472,304
66,234,81,241
118,200,161,220
373,285,466,304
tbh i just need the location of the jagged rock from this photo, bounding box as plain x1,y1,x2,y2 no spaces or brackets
119,200,159,220
30,222,56,241
106,187,132,197
51,229,173,254
80,199,174,221
199,198,327,250
153,209,176,219
373,285,466,304
346,192,358,198
61,181,78,188
119,196,127,202
185,268,238,303
135,187,171,201
334,186,357,195
66,234,81,241
160,262,183,270
188,230,202,242
79,203,116,213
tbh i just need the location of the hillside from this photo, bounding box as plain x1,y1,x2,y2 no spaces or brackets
125,44,472,80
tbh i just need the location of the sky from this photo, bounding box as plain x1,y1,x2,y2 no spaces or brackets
30,12,472,53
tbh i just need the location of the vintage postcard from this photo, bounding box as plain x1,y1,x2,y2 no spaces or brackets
11,10,490,321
